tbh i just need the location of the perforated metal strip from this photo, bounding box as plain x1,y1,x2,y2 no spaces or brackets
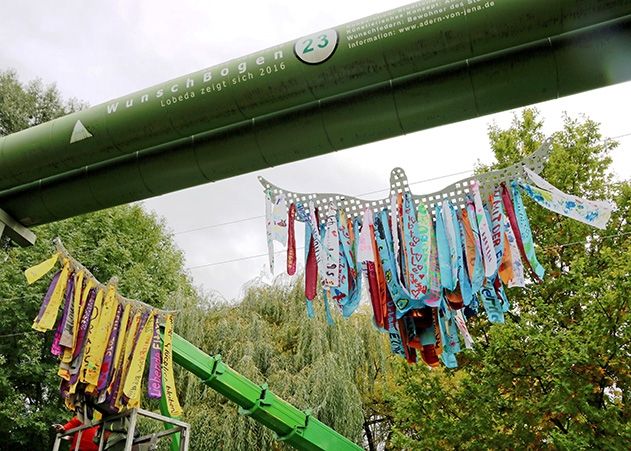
258,138,552,222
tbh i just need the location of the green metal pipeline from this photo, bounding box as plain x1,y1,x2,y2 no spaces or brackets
166,332,362,451
1,1,631,226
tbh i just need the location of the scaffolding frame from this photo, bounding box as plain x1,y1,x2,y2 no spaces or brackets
51,408,190,451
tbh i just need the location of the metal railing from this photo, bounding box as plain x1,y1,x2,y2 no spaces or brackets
52,408,190,451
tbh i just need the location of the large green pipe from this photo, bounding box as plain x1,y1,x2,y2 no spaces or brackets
1,0,631,226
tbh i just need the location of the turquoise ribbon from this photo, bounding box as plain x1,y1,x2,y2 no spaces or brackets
511,181,545,281
401,193,429,298
479,281,505,324
456,214,474,306
465,199,485,295
374,210,426,318
434,204,455,291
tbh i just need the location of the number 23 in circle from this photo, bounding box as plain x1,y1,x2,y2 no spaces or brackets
294,29,338,64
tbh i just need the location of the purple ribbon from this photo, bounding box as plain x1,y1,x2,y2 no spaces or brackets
67,289,97,389
97,304,123,392
118,312,150,408
147,315,162,399
35,270,61,323
51,275,75,356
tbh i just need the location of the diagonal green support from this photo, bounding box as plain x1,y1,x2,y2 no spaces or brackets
165,332,361,451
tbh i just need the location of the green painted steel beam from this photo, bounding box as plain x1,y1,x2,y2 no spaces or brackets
1,1,630,227
166,332,361,451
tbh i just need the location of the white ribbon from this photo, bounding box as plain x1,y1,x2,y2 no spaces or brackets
523,167,614,230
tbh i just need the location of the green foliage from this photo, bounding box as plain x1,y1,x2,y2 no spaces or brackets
0,69,86,137
387,109,630,450
170,282,392,450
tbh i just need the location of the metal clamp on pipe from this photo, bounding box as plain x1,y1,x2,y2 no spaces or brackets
238,383,272,416
275,409,311,442
202,355,225,384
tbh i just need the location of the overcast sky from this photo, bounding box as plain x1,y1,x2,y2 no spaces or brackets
2,0,630,300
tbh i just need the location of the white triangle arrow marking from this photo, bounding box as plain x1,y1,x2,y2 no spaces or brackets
69,120,93,144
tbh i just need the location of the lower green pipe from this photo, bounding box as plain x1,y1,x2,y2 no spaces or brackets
160,332,361,451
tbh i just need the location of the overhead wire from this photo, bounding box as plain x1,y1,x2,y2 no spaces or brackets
173,132,631,236
185,231,631,271
173,168,475,235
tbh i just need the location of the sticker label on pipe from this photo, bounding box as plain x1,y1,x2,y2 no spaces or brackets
294,29,338,64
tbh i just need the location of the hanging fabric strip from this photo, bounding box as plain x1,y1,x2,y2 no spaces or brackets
370,218,389,325
51,275,75,357
304,214,317,303
425,219,441,307
322,203,340,287
287,203,296,275
389,194,406,295
297,202,320,302
32,260,71,332
483,205,499,280
480,282,505,324
454,310,474,349
107,303,131,395
83,287,119,387
341,219,362,318
500,182,540,281
511,181,545,281
472,182,497,278
334,209,351,312
79,288,105,384
147,315,163,399
97,303,123,392
435,204,455,291
357,209,375,263
384,291,405,358
115,311,149,410
456,216,474,307
24,252,59,285
461,205,482,296
60,271,83,351
110,310,140,410
162,314,182,416
123,311,155,408
416,202,432,289
522,167,614,229
265,189,275,273
365,261,383,328
401,193,429,298
271,194,288,243
34,271,61,326
70,287,96,372
441,200,460,287
490,188,505,270
493,276,511,313
375,210,425,317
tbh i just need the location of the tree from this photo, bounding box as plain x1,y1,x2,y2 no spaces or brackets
170,281,392,450
386,109,630,450
0,69,85,137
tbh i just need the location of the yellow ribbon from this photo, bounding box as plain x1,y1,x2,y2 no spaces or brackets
123,311,155,408
162,314,183,417
79,288,104,384
32,259,70,332
115,311,142,411
24,253,59,285
83,285,119,387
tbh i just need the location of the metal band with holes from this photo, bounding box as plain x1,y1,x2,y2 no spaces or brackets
258,138,552,222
